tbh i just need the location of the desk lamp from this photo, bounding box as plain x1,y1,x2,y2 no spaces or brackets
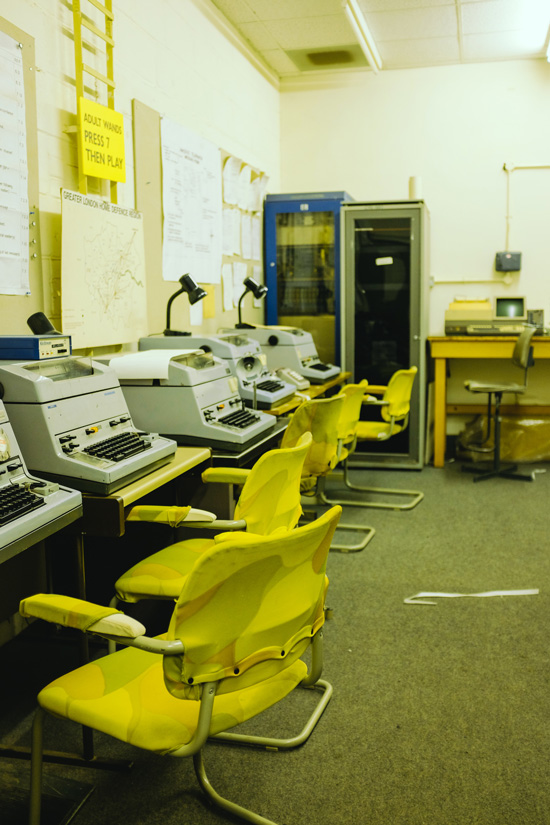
236,277,268,329
164,274,207,336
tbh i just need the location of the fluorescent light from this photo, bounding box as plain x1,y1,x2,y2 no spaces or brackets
344,0,382,73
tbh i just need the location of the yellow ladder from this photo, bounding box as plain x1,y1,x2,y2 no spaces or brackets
72,0,117,203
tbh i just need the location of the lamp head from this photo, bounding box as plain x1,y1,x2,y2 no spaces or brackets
243,276,268,300
236,277,268,329
179,273,207,305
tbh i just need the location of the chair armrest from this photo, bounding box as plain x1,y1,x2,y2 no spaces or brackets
19,594,185,655
20,593,145,636
191,518,247,531
125,505,216,527
201,467,250,485
362,396,389,406
364,385,387,395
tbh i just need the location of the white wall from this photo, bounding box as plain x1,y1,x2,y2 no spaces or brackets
0,0,280,323
280,60,550,336
280,61,550,422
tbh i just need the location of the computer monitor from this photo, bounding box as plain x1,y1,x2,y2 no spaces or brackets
494,296,526,321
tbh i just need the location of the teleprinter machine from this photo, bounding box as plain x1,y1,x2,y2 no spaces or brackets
106,349,276,452
139,333,296,410
0,356,177,495
224,325,341,384
0,399,82,563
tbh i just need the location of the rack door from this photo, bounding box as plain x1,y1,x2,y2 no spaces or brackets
342,203,426,468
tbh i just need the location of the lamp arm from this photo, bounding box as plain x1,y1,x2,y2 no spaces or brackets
165,285,185,332
237,288,248,327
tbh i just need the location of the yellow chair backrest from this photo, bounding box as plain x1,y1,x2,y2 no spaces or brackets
380,367,417,422
280,395,345,479
163,505,342,699
232,431,312,535
336,381,369,444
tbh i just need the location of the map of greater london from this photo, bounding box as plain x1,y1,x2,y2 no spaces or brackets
61,190,147,348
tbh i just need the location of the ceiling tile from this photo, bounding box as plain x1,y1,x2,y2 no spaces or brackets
238,21,281,51
359,0,454,9
368,6,458,41
461,0,550,36
246,0,344,20
259,48,304,74
462,30,549,60
379,36,460,67
265,15,357,50
210,0,257,24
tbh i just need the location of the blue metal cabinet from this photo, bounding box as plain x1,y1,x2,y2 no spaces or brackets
264,192,353,366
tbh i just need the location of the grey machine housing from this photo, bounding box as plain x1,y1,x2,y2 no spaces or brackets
106,348,275,452
223,325,341,384
139,332,296,409
0,356,177,494
0,399,83,563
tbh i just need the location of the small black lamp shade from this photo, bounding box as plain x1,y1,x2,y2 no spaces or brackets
236,277,268,328
164,274,207,336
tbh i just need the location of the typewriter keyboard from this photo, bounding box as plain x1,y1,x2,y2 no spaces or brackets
82,432,151,463
0,484,45,526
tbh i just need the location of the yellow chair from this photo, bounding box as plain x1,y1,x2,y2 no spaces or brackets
112,432,312,607
20,505,342,825
280,394,375,551
324,368,423,511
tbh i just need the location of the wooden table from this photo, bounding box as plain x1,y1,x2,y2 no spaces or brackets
266,372,351,417
81,445,211,538
428,336,550,468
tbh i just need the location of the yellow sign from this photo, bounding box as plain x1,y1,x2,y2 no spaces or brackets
78,98,126,182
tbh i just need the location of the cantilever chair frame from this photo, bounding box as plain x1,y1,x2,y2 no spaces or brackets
461,324,537,482
281,394,375,552
321,370,424,511
22,506,341,825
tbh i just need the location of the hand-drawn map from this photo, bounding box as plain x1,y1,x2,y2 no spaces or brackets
61,189,147,348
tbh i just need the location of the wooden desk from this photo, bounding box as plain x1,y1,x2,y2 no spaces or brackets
266,372,351,417
429,336,550,468
81,446,211,538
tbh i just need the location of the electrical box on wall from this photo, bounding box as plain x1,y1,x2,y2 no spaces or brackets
495,251,522,272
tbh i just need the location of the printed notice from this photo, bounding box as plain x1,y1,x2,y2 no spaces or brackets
78,98,125,182
61,190,147,348
0,31,29,295
160,117,222,284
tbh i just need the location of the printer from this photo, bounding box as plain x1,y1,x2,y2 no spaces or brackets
139,333,296,410
0,399,82,562
106,349,276,452
0,356,177,494
222,325,341,384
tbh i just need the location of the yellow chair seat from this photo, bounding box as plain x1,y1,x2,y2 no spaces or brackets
355,420,404,441
114,538,216,602
38,642,308,756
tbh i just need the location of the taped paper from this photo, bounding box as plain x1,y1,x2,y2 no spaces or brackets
404,589,539,606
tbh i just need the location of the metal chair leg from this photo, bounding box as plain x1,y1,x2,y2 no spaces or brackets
193,749,278,825
321,464,424,511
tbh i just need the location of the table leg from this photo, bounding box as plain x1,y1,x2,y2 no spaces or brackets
433,357,447,468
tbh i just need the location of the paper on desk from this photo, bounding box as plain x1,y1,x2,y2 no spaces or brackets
404,589,539,605
108,349,200,380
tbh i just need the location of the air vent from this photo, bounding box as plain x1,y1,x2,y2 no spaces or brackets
307,49,354,66
286,45,368,72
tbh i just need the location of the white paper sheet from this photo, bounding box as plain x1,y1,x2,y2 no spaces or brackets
160,117,222,284
404,589,539,605
0,31,29,295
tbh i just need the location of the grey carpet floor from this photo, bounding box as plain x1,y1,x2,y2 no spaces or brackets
2,460,549,825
